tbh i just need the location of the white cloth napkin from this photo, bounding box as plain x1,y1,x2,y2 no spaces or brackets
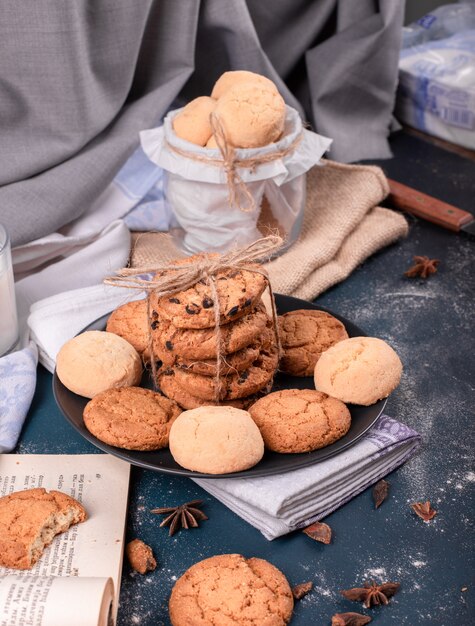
194,415,421,540
1,146,168,453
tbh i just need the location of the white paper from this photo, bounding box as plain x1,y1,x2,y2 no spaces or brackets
0,454,130,625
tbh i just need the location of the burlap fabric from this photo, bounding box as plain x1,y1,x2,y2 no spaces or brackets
130,160,408,301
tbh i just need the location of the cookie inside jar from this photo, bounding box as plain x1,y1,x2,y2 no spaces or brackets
140,70,331,256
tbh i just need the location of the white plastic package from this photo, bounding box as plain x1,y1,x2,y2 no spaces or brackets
397,3,475,149
140,106,332,255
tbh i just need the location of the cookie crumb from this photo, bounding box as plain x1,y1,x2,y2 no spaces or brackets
126,539,157,574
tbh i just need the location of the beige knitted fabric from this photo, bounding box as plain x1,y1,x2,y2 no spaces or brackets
130,160,408,301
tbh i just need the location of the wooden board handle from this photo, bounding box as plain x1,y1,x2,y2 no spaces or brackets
387,179,473,232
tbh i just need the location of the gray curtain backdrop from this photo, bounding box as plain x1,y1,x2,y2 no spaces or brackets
0,0,404,247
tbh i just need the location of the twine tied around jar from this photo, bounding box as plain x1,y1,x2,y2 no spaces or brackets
165,112,304,213
104,235,284,403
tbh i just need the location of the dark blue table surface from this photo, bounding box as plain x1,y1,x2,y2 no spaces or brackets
15,133,475,625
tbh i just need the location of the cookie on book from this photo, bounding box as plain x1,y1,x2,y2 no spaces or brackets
106,299,150,359
279,309,349,377
248,389,351,453
151,255,267,329
314,336,403,405
83,386,181,450
153,303,268,363
56,330,142,398
0,488,87,570
157,369,259,411
169,407,264,474
169,554,294,625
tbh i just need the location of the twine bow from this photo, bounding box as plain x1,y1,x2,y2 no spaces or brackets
166,112,303,213
104,235,284,403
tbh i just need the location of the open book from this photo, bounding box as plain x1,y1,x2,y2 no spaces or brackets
0,454,130,626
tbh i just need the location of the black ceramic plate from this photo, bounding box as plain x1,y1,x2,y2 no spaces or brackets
53,294,387,479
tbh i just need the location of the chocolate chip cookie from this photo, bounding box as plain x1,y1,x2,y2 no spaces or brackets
171,345,278,401
152,303,268,363
157,369,260,410
150,255,267,329
279,309,349,377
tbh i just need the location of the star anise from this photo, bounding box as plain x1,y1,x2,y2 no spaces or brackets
404,255,439,278
340,581,400,609
411,500,437,521
151,499,208,536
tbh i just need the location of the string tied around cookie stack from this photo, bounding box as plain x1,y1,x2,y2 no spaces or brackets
165,112,303,213
104,235,284,404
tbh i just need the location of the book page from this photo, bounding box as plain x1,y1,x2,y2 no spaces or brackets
0,454,130,624
0,575,114,626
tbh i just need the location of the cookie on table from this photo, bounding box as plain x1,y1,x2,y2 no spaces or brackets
279,309,349,377
126,538,157,575
248,389,351,453
169,406,264,474
152,303,269,363
106,299,151,360
0,488,87,570
56,330,142,398
157,369,260,410
171,345,278,401
83,386,181,451
169,554,293,626
314,336,403,405
150,255,268,329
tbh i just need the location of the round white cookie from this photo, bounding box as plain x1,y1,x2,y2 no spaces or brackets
56,330,142,398
169,406,264,474
314,336,402,405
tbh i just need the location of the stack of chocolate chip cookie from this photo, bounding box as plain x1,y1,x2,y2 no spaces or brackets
150,263,279,410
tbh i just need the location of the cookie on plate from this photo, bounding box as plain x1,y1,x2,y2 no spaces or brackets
56,330,142,398
279,309,349,377
151,255,267,329
248,389,351,453
171,323,274,376
169,554,293,626
157,369,260,410
0,488,87,570
173,341,262,377
153,303,269,363
169,406,264,474
83,386,181,450
171,345,278,401
314,336,403,405
106,299,151,359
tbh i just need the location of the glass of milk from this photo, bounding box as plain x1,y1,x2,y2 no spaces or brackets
0,224,19,356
